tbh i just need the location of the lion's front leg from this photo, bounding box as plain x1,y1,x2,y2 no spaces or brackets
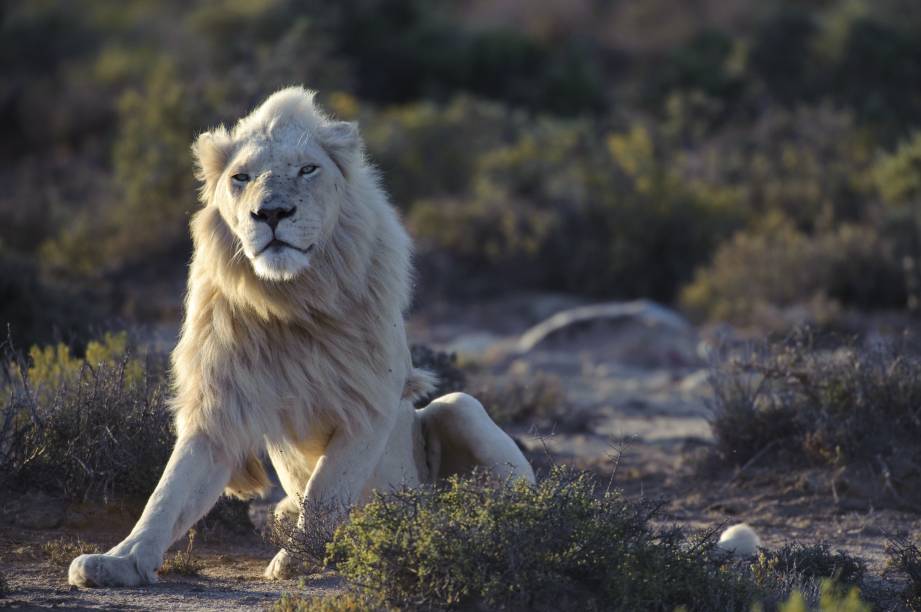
265,413,397,579
69,433,232,587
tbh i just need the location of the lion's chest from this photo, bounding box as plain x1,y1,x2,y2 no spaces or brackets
200,308,398,437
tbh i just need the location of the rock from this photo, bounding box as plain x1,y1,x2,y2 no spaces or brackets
516,300,701,368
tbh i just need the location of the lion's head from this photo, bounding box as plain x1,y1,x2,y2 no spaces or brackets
191,87,362,282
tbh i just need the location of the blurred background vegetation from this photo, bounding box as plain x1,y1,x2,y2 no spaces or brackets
3,0,921,348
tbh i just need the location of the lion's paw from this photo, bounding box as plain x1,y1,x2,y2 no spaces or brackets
264,548,295,580
69,553,157,588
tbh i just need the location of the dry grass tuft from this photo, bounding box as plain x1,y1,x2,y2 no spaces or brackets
41,536,101,566
0,332,173,502
159,529,204,577
708,331,921,508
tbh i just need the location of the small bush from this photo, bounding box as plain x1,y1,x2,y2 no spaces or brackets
327,467,758,611
41,536,101,566
874,131,921,207
0,571,10,596
0,332,173,501
681,215,907,327
40,60,202,275
410,120,742,301
708,332,921,506
753,543,866,589
159,529,204,577
267,498,342,573
471,372,570,429
886,535,921,609
361,97,519,208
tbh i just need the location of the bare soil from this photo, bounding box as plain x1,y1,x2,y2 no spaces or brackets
0,499,339,611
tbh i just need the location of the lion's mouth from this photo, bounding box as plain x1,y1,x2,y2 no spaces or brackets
255,240,315,257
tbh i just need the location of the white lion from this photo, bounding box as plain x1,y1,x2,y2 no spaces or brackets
68,87,534,587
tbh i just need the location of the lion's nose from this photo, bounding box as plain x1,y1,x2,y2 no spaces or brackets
251,205,296,231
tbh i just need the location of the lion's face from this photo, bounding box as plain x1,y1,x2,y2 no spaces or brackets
193,89,362,284
214,136,343,282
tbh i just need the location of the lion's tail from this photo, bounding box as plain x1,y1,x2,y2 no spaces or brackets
402,367,439,403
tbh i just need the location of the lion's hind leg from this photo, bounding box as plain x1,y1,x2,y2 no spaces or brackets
417,392,535,484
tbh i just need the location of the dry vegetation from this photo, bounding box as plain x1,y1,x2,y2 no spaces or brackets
41,537,102,566
708,332,921,509
0,332,173,501
159,530,205,577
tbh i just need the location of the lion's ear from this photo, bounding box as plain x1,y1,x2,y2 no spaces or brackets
319,121,361,176
191,126,233,204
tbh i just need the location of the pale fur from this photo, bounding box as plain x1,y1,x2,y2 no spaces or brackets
174,87,418,495
718,523,762,557
68,87,534,588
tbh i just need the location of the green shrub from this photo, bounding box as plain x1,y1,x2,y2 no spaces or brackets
411,120,741,300
777,580,870,612
41,60,202,275
327,467,758,611
0,332,173,501
679,105,875,231
747,545,869,611
708,333,921,506
361,96,519,207
681,216,907,327
874,131,921,206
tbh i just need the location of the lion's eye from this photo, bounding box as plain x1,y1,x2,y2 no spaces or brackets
231,173,250,183
299,164,319,177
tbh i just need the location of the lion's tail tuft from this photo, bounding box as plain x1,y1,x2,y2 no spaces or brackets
402,367,439,403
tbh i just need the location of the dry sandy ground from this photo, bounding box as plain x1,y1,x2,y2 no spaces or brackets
2,294,919,609
0,499,341,611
